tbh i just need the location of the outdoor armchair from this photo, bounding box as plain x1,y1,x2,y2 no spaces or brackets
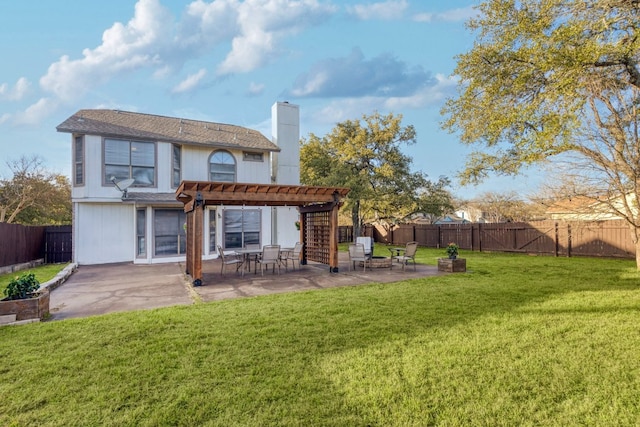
281,242,303,271
217,245,244,276
356,236,373,259
257,245,281,276
348,243,368,271
392,241,418,271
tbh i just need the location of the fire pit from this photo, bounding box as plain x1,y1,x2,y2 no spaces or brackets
360,256,392,268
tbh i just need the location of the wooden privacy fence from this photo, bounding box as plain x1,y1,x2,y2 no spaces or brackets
365,220,636,259
0,223,72,268
44,225,72,263
0,223,46,267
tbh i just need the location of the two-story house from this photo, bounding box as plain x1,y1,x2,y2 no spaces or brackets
57,102,301,265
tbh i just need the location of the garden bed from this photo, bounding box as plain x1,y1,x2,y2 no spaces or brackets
0,289,50,321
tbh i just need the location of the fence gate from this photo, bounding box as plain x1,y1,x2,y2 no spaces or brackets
45,225,72,263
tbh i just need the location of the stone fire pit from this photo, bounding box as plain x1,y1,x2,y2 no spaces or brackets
360,256,392,268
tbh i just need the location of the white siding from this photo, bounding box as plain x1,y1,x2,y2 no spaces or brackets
74,203,134,265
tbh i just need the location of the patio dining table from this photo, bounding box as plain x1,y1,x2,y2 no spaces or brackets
234,248,263,274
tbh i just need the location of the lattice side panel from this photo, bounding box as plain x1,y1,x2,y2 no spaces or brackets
304,211,330,265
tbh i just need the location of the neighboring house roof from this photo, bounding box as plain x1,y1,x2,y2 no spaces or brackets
545,196,624,220
434,214,469,224
57,109,280,152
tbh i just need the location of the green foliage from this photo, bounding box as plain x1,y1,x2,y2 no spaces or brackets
301,112,452,230
1,252,640,425
443,0,640,267
446,242,459,257
3,272,40,300
0,155,71,225
442,0,640,184
0,263,67,295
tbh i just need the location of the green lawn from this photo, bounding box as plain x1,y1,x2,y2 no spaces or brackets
0,263,68,295
2,249,640,426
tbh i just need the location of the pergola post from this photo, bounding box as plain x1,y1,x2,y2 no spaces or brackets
185,192,204,286
329,202,340,273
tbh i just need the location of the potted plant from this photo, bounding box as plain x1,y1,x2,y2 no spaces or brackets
446,242,459,259
1,273,50,322
295,220,300,230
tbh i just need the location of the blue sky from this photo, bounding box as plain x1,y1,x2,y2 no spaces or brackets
0,0,542,200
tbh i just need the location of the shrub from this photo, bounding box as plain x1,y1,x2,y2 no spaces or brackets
3,273,40,300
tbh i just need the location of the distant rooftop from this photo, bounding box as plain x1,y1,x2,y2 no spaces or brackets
57,109,280,152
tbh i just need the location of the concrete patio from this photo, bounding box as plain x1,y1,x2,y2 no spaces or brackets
49,252,443,320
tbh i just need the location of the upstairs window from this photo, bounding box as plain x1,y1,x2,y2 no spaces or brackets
209,150,236,182
243,151,264,162
172,144,181,188
74,135,85,186
104,138,156,186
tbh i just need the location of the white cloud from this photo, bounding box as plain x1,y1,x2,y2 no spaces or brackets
347,0,408,21
246,81,266,96
289,48,432,98
172,68,208,94
19,0,335,125
40,0,173,102
216,0,335,75
12,97,60,126
414,6,477,23
312,73,458,125
0,77,30,101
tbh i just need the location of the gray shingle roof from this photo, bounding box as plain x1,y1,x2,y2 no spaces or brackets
57,109,279,152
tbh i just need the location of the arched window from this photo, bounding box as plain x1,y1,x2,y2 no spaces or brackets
209,150,236,182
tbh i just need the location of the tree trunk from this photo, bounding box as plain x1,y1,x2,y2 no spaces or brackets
352,200,361,238
628,222,640,270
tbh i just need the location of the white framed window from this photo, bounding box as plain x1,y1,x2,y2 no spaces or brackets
73,135,85,186
209,150,236,182
223,209,260,249
172,144,181,188
243,151,264,162
209,208,217,253
136,209,146,258
104,138,156,186
153,209,187,256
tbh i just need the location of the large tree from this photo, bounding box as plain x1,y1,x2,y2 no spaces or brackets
0,156,71,225
442,0,640,267
301,112,427,237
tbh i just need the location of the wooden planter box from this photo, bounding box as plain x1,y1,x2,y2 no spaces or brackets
438,258,467,273
0,289,50,321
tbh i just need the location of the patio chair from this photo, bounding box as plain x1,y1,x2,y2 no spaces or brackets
391,241,418,271
257,245,281,276
356,236,373,259
281,242,303,271
217,245,244,276
348,243,367,271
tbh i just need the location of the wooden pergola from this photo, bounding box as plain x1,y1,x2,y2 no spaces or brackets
176,181,350,285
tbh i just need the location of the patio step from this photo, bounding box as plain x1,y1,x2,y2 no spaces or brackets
0,314,17,325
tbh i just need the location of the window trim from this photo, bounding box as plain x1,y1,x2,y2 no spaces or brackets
222,208,261,250
208,150,236,183
242,151,264,162
102,137,157,187
73,135,85,187
136,208,146,258
152,208,187,258
172,144,182,188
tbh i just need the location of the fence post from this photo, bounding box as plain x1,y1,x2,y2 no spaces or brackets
567,223,572,258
